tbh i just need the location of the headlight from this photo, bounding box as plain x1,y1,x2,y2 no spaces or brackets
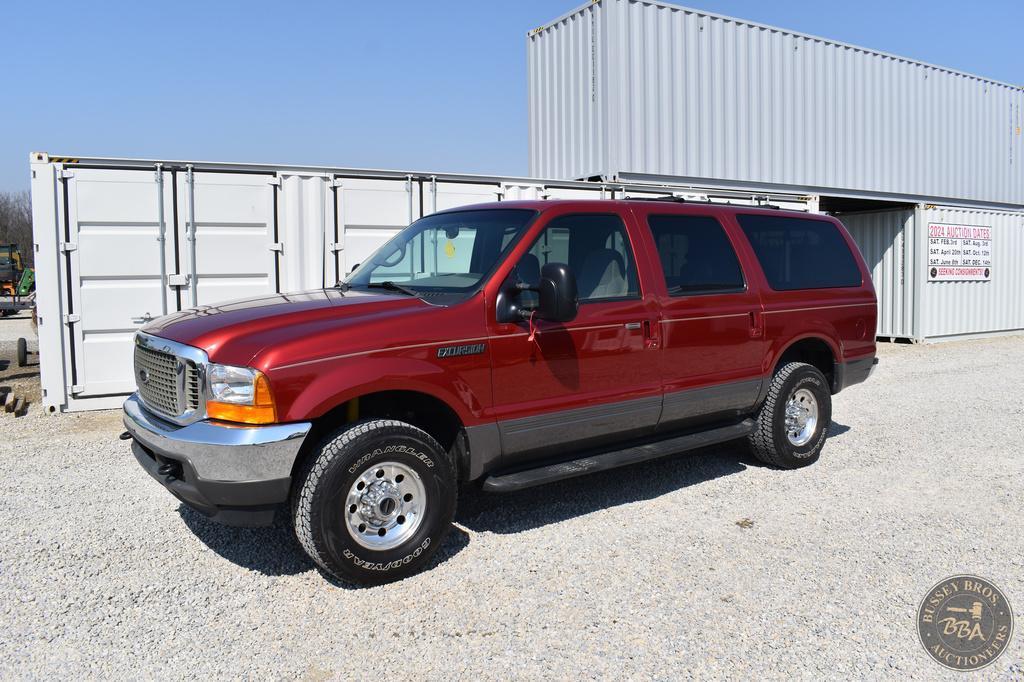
206,364,277,424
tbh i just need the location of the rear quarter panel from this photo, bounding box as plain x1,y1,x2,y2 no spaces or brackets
725,212,877,373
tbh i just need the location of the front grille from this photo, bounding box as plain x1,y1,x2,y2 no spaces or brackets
135,344,182,417
185,363,200,409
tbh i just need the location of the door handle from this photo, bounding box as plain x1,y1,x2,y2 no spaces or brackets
643,320,659,349
624,322,642,330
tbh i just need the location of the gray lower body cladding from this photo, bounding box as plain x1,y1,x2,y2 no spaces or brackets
833,356,879,393
467,378,764,477
499,395,663,463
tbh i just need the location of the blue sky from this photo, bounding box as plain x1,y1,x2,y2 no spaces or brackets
1,0,1021,192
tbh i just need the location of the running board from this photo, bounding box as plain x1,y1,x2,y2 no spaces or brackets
482,419,755,493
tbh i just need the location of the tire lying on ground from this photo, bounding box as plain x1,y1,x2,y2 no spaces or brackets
748,361,832,469
291,419,456,585
17,337,28,368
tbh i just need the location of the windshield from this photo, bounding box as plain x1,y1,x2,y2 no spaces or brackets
344,209,536,295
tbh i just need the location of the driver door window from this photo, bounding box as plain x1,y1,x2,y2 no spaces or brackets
516,214,640,306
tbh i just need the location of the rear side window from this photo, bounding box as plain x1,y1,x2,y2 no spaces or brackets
646,215,745,295
737,215,862,290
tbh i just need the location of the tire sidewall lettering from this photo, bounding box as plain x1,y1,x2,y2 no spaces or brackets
347,444,435,475
342,538,432,572
780,373,830,458
306,424,455,583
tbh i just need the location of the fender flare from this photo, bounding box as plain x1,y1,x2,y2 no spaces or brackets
755,332,841,406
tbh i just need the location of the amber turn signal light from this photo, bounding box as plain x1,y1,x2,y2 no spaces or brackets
207,372,277,425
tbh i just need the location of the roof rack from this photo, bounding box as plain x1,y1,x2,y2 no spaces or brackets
623,195,690,203
622,195,719,205
621,194,786,210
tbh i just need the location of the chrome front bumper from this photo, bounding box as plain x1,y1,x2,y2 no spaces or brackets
123,394,312,526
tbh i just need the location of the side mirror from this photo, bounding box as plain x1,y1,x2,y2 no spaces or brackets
535,262,578,323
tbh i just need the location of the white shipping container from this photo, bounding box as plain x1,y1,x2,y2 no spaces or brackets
920,206,1024,338
528,0,1024,208
840,205,1024,341
29,152,811,413
837,209,917,340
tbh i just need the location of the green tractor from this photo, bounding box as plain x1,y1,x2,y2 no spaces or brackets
0,244,27,295
1,244,35,318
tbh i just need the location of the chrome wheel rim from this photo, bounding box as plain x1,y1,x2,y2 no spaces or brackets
784,388,819,447
345,461,426,550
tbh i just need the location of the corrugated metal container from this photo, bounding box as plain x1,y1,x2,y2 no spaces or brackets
839,205,1024,341
839,210,916,339
528,0,1024,208
920,206,1024,338
30,152,812,413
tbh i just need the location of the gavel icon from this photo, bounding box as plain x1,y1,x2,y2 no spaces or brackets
947,602,984,620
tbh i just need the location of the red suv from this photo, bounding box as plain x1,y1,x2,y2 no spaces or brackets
123,199,877,583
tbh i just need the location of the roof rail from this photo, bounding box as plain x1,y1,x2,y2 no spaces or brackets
621,195,787,209
622,195,722,205
622,195,689,203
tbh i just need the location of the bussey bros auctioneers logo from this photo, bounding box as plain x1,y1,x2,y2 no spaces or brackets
917,575,1014,671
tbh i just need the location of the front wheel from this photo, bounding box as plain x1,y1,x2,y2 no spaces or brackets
292,419,456,584
748,362,832,469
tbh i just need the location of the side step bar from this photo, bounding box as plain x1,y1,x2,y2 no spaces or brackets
482,419,755,493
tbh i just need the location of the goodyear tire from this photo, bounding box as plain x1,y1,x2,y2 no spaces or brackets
748,362,832,469
292,419,456,585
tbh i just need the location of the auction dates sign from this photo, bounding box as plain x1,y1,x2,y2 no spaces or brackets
928,223,992,281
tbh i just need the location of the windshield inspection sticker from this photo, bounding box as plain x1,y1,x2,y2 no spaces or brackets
917,575,1014,671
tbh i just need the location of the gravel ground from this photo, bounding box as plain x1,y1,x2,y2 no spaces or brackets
1,333,1022,679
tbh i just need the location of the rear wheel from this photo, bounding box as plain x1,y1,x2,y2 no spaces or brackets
748,362,832,469
291,419,456,584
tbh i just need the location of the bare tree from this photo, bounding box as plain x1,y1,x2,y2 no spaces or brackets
0,190,33,268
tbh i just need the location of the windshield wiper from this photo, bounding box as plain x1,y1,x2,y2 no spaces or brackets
364,281,418,296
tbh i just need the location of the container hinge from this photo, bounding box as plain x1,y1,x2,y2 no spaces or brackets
63,313,81,325
332,178,345,188
59,169,75,179
60,242,78,253
269,243,284,252
70,384,85,395
329,242,344,253
267,176,281,187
